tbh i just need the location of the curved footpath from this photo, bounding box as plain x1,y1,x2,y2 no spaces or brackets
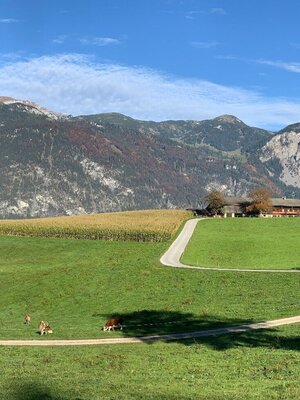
160,218,300,273
1,218,299,346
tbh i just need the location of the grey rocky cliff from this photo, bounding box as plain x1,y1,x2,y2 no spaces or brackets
260,126,300,188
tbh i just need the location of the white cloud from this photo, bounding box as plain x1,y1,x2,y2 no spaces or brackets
0,53,299,130
220,55,300,74
258,60,300,74
52,35,68,44
79,37,121,46
210,8,226,15
0,18,18,23
185,11,202,19
185,8,226,19
216,55,239,61
191,41,219,49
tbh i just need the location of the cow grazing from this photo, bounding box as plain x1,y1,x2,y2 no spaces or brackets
103,318,124,332
24,314,31,325
38,320,53,335
43,325,53,335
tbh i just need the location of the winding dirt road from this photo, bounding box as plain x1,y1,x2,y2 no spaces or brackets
1,218,299,346
160,218,300,273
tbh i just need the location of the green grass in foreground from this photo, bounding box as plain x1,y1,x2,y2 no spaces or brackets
182,218,300,269
0,233,299,399
1,324,299,400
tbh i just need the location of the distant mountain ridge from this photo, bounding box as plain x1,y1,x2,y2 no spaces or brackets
0,98,299,218
77,112,272,152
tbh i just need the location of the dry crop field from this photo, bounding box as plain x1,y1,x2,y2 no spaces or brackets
0,209,191,242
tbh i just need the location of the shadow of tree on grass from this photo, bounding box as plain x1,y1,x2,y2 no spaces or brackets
9,382,69,400
101,309,299,351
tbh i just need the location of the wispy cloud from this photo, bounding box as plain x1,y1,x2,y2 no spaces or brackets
218,55,300,74
185,11,202,20
191,41,219,49
216,55,240,61
0,18,18,23
52,35,68,45
185,8,226,19
0,53,299,129
79,37,121,46
257,60,300,74
0,52,25,63
210,8,226,15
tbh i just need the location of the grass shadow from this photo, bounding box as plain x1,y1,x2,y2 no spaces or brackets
101,309,299,351
9,382,69,400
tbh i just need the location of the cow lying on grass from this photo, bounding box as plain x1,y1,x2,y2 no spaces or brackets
103,318,124,332
38,321,53,335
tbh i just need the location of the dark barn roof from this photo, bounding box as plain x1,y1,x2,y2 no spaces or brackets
272,198,300,208
224,197,300,208
223,196,250,206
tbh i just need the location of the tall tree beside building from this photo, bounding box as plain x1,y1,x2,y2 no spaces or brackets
246,187,272,215
205,190,225,215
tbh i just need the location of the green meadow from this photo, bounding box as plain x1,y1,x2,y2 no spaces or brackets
1,325,299,400
182,218,300,269
0,214,299,399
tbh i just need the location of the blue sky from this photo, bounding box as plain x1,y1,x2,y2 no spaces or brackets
0,0,300,129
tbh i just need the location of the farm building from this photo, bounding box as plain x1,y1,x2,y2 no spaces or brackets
190,197,300,217
272,198,300,217
223,196,249,218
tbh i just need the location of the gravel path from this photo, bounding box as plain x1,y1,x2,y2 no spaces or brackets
160,218,300,273
1,316,299,346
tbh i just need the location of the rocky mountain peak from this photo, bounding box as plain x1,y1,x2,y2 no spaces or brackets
214,115,243,124
0,96,63,120
0,96,18,104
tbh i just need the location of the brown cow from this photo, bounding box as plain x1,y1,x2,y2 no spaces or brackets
38,320,53,335
103,318,124,332
43,324,53,335
24,314,31,325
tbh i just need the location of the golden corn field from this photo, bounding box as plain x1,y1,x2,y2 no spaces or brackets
0,210,192,242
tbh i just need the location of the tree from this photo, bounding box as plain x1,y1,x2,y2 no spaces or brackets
205,190,225,215
246,187,272,215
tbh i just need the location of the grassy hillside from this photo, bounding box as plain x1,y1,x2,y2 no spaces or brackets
182,218,300,269
1,234,298,340
0,215,299,399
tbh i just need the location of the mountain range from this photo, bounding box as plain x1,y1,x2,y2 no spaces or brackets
0,96,299,218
